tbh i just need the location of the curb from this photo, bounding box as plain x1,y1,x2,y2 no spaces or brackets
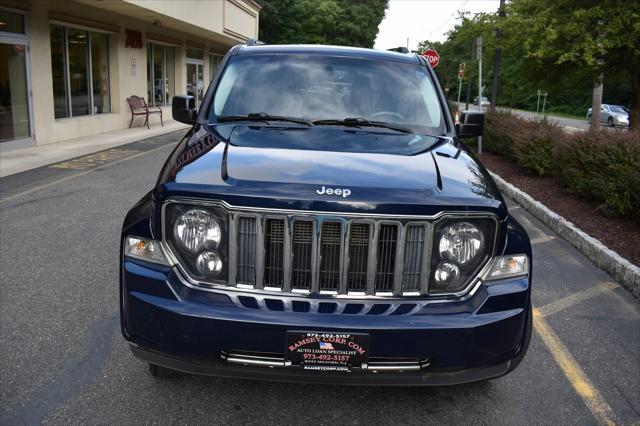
490,171,640,299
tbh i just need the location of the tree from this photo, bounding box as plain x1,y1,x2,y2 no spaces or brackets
506,0,640,129
258,0,388,48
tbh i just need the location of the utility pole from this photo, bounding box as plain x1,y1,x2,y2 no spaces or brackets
465,39,475,110
490,0,505,111
477,36,483,102
457,63,465,103
477,36,483,155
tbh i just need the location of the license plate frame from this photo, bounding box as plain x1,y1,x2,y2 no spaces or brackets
285,331,369,372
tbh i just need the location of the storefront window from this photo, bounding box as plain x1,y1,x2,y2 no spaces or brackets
186,48,203,60
210,53,223,80
49,25,111,118
91,33,110,114
0,10,25,34
147,43,175,107
67,29,90,117
50,26,68,119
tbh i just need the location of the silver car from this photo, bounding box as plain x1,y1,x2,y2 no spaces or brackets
586,104,629,127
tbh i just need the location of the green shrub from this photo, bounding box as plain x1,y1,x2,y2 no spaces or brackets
482,110,526,159
554,130,640,218
512,119,566,176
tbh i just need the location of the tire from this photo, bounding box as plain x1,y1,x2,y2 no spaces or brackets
607,117,614,127
587,115,591,125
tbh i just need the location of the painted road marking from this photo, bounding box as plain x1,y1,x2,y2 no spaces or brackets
49,149,139,170
0,144,171,204
536,281,618,318
533,309,619,425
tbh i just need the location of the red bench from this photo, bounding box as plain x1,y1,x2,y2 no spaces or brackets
127,95,163,129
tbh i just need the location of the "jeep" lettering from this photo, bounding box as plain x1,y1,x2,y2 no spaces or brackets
316,186,351,198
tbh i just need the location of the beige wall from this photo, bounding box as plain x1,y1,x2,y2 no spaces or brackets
19,0,259,146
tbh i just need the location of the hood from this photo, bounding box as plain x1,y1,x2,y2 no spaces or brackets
158,125,505,217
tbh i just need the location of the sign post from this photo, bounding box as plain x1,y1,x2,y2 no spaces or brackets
476,37,483,155
457,63,465,103
422,49,440,68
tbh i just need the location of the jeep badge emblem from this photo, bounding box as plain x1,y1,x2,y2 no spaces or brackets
316,186,351,198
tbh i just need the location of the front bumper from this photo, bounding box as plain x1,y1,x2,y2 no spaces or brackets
121,258,531,385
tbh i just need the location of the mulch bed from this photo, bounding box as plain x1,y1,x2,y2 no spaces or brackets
471,148,640,267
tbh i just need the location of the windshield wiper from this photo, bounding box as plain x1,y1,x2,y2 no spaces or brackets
217,113,311,126
312,117,412,134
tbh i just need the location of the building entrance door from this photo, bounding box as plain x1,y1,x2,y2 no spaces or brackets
186,61,203,108
0,10,32,150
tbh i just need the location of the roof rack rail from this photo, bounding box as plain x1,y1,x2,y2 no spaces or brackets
246,38,265,46
387,47,409,54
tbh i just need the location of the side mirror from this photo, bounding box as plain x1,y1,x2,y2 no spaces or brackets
172,95,197,125
456,110,484,138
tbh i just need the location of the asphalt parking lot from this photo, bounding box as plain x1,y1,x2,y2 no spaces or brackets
1,131,638,425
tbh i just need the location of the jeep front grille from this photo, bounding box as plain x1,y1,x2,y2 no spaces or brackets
228,213,433,296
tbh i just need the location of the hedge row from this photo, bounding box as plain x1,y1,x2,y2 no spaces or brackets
480,110,640,218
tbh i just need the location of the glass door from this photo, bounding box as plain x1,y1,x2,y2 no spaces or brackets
186,61,203,108
0,10,32,148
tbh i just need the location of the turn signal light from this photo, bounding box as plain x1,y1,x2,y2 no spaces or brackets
482,255,528,281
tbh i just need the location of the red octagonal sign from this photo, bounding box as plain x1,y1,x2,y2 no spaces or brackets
422,49,440,68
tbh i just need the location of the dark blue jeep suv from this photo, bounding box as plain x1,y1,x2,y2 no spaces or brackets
120,43,532,385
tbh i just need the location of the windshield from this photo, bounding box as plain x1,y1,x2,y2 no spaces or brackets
210,54,445,135
610,106,626,114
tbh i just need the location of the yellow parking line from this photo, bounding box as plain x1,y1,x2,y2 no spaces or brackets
533,309,618,425
0,144,171,204
536,282,618,318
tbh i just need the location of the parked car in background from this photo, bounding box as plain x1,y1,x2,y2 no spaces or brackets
120,42,532,385
473,96,490,107
586,104,629,127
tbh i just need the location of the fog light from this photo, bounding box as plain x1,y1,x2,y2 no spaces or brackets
483,255,528,281
196,250,223,275
433,262,461,287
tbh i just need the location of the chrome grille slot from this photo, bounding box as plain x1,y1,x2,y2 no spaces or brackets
319,221,342,291
375,224,398,292
347,223,370,292
402,224,425,292
236,217,257,285
264,218,285,288
291,221,313,290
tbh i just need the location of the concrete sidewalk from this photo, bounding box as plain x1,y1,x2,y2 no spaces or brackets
0,120,189,178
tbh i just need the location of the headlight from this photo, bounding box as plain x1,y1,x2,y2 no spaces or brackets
165,203,228,282
174,209,222,253
438,222,484,265
430,217,495,294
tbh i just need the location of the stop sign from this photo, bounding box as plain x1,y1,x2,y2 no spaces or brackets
422,49,440,68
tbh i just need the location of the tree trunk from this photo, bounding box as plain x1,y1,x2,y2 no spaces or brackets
590,75,603,130
490,0,506,112
630,60,640,132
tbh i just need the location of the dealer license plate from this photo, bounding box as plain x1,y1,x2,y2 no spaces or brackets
285,331,369,372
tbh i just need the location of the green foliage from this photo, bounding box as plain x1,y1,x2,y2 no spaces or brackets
482,110,520,159
417,1,638,119
553,130,640,218
513,120,566,177
483,110,640,218
258,0,388,48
